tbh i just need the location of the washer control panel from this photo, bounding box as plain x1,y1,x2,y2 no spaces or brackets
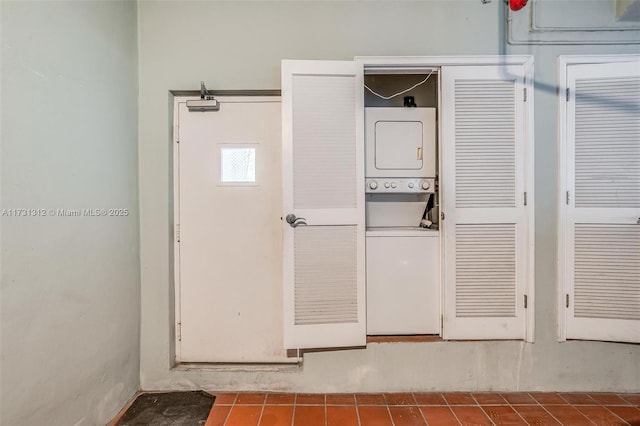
366,178,435,193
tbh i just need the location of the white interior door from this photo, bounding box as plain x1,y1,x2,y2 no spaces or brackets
176,96,289,362
281,60,366,349
563,61,640,343
441,65,531,340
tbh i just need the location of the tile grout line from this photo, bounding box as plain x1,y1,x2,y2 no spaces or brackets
353,395,358,426
472,394,497,426
582,404,632,426
324,398,327,426
603,394,635,407
442,394,464,426
351,397,361,426
476,406,497,426
221,394,237,426
256,403,266,426
348,395,362,426
529,393,567,426
503,392,537,426
321,395,327,426
520,393,540,424
580,407,599,426
383,396,397,426
446,405,464,426
540,405,565,426
526,395,549,425
255,394,267,426
553,395,599,426
538,400,574,426
412,393,431,426
556,392,575,406
290,394,297,426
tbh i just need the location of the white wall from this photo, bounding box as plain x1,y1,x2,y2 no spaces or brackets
0,1,140,425
138,0,640,392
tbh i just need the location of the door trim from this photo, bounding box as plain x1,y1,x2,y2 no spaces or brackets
557,54,640,342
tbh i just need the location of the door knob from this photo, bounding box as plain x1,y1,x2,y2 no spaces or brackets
286,214,307,228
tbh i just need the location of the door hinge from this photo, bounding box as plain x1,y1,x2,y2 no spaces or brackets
176,224,180,242
566,191,570,205
524,294,528,309
440,212,445,221
523,88,527,102
566,294,570,308
566,88,570,102
524,192,528,206
177,322,182,341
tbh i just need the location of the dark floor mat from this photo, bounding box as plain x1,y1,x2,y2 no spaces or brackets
116,391,215,426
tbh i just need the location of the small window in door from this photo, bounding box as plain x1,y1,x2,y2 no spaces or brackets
220,145,257,184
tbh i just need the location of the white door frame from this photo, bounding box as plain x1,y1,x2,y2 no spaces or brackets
557,54,640,342
172,94,293,363
173,95,185,363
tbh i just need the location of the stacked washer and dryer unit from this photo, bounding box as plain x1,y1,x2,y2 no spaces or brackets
365,107,441,335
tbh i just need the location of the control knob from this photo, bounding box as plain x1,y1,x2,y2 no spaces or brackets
384,182,390,188
369,180,378,190
408,182,414,189
421,181,431,190
391,182,397,189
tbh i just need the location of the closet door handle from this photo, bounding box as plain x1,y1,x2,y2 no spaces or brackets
286,214,307,228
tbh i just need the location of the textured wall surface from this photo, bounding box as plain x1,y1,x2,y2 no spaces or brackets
1,1,140,424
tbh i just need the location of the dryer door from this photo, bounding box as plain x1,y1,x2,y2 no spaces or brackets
375,120,423,170
365,107,436,178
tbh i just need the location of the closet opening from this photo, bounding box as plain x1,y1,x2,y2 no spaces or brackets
363,69,442,340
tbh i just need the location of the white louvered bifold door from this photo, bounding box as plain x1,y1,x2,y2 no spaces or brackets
441,65,530,340
564,61,640,343
281,60,366,349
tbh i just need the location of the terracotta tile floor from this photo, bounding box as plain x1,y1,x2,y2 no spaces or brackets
205,392,640,425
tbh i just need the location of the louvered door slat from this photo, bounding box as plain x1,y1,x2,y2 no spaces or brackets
565,59,640,344
442,64,530,341
455,80,516,209
456,224,517,317
574,76,640,208
294,226,358,325
574,225,640,321
293,75,357,209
